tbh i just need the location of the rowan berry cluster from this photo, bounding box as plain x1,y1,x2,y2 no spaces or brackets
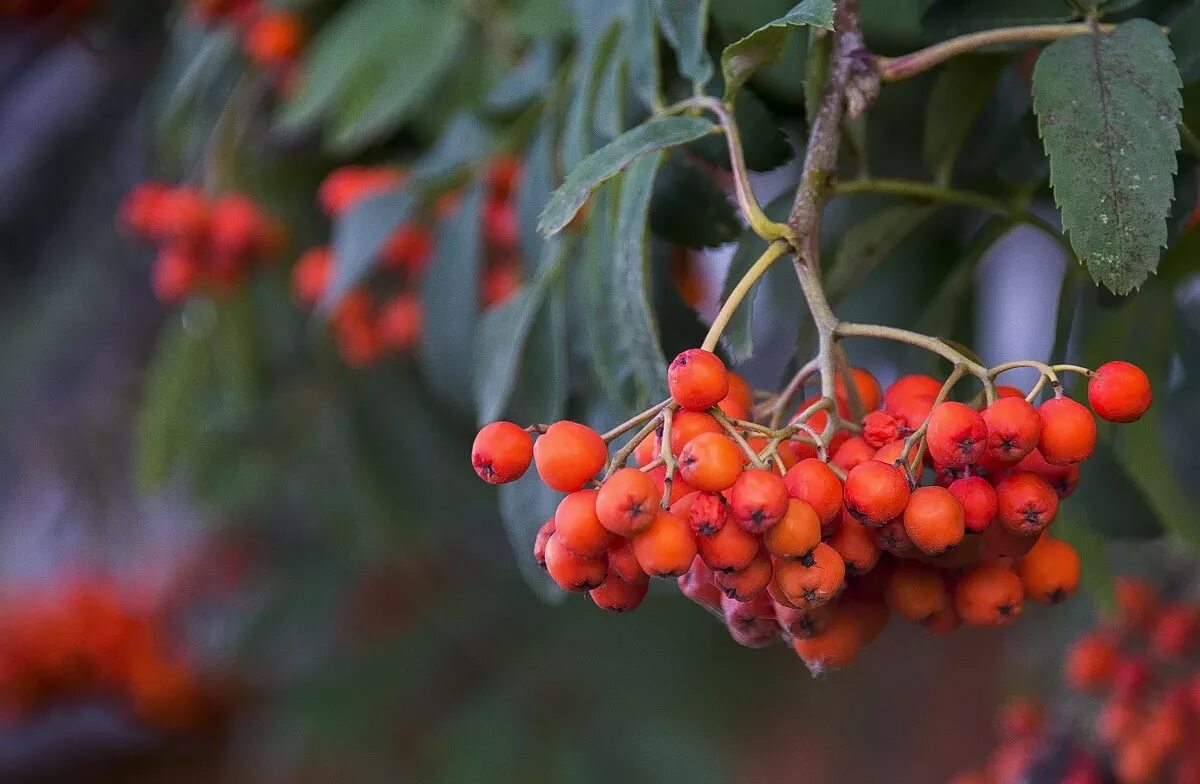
293,159,521,368
952,577,1200,784
472,342,1153,674
190,0,305,71
0,573,211,731
119,182,285,303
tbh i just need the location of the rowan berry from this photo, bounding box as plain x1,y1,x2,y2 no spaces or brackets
1088,361,1152,423
861,410,900,449
722,594,778,648
885,560,948,624
589,572,649,612
774,600,814,638
595,467,660,537
884,374,942,413
381,224,434,274
533,519,555,570
1019,535,1080,604
791,598,886,675
1064,633,1118,692
471,421,534,485
696,517,758,573
948,476,998,533
1013,449,1080,498
748,436,809,470
762,499,822,560
153,186,209,243
903,485,965,556
718,371,753,421
550,490,612,558
208,194,269,259
152,247,198,303
544,533,607,592
927,401,989,468
245,11,304,66
832,436,875,473
1111,656,1152,702
1096,699,1139,745
981,396,1041,463
677,557,722,612
835,367,882,413
1114,577,1159,631
667,349,729,412
377,293,422,352
648,464,694,507
784,458,844,530
318,166,404,218
686,491,727,537
995,471,1059,536
1037,397,1096,465
606,539,645,583
714,546,772,601
870,517,915,557
954,565,1023,626
889,393,936,432
291,246,332,305
633,433,659,467
1150,604,1199,659
923,603,960,635
827,513,881,575
632,511,697,578
729,469,789,533
679,432,743,492
482,262,521,307
872,439,907,466
773,542,845,609
995,698,1044,743
119,182,167,236
980,519,1039,562
843,459,911,527
533,421,607,492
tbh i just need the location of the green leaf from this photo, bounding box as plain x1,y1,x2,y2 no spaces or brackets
499,472,565,602
510,282,569,425
509,0,575,38
574,189,627,405
472,241,568,424
824,203,938,302
649,154,741,248
420,184,485,414
593,29,627,141
538,115,717,236
923,55,1007,184
690,87,793,171
1062,441,1164,539
412,113,494,182
323,189,416,310
627,0,664,111
611,153,671,408
1170,1,1200,84
1033,20,1183,294
719,0,835,103
921,0,1074,38
561,16,623,173
655,0,714,88
518,118,557,274
484,43,555,114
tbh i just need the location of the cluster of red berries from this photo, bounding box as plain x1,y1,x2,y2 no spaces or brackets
472,344,1153,673
953,578,1200,784
119,182,285,303
292,159,522,368
190,0,305,71
0,573,212,731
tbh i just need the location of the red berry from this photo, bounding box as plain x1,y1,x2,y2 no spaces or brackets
948,476,998,533
884,374,942,413
667,349,729,412
1088,361,1152,423
632,511,698,578
595,467,661,537
533,421,608,492
843,460,911,527
783,458,843,530
926,401,988,468
995,472,1059,536
544,533,607,592
981,396,1041,463
902,485,965,556
471,422,534,484
589,572,649,612
1037,397,1096,466
728,469,789,534
861,411,900,449
554,489,615,557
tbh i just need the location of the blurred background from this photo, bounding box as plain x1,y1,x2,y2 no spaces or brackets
1,1,1200,782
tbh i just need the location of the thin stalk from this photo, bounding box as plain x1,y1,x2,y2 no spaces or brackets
701,239,790,352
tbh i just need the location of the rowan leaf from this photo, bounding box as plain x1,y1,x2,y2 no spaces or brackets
719,0,835,103
654,0,714,88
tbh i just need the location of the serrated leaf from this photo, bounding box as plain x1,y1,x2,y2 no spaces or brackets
1062,441,1164,539
612,153,671,408
1170,1,1200,84
420,184,485,414
499,472,565,602
484,43,555,113
923,55,1006,184
1032,20,1182,295
648,154,741,248
655,0,714,88
825,203,938,302
720,0,835,103
691,87,793,171
627,0,664,111
322,189,416,310
538,115,717,236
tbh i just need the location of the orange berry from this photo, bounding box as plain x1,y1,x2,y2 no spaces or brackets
947,476,998,533
1017,535,1080,604
554,489,615,557
1088,361,1152,423
1114,577,1159,631
381,223,433,274
827,512,880,575
924,603,960,635
244,11,304,66
883,374,942,413
291,246,332,306
903,486,965,556
980,519,1039,562
772,542,845,609
533,421,608,492
885,560,948,624
151,247,198,303
995,385,1025,399
926,401,988,468
1013,448,1080,498
982,396,1040,463
377,293,422,352
589,572,649,612
152,186,209,244
728,468,789,533
722,593,778,648
119,181,168,236
666,410,723,455
318,166,404,218
633,433,658,467
832,436,875,473
843,460,911,526
471,421,534,485
783,457,845,531
1150,604,1199,659
763,499,822,559
595,467,660,536
685,491,728,536
835,367,882,412
954,564,1023,626
696,516,758,572
533,519,555,570
1037,397,1096,465
632,511,697,577
889,393,935,433
677,556,722,612
647,465,694,506
791,598,887,675
861,410,901,449
678,432,743,492
544,533,606,592
995,471,1059,536
208,194,270,259
870,517,915,557
667,349,729,411
872,438,907,466
1064,632,1118,692
714,545,772,601
718,371,753,420
606,539,645,582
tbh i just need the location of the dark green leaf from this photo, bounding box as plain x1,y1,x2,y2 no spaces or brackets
825,203,938,302
690,87,793,171
1170,1,1200,84
485,43,556,113
719,0,835,102
612,153,671,408
655,0,715,88
420,184,485,414
575,189,628,405
649,154,741,248
509,0,575,38
322,189,416,310
1062,441,1164,539
1033,20,1182,294
538,115,717,236
923,55,1007,183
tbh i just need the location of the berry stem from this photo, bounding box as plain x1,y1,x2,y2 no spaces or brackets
711,408,767,469
659,402,680,509
836,321,995,403
898,364,967,474
700,239,790,352
761,356,820,429
604,412,664,480
874,23,1116,82
601,398,671,443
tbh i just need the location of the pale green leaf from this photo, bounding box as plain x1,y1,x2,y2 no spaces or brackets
720,0,835,103
655,0,714,88
322,190,416,310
